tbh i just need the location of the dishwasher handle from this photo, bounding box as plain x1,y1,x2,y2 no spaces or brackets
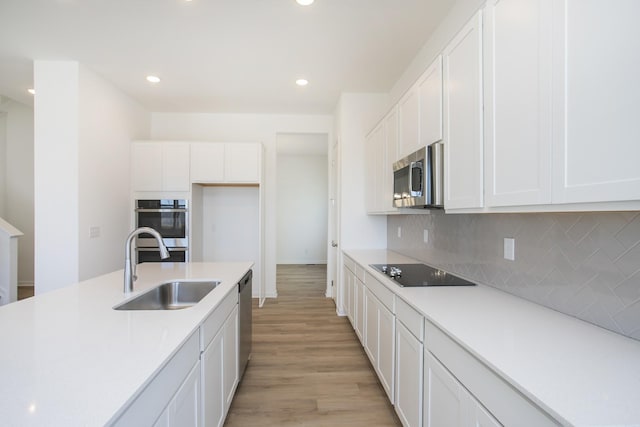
238,270,253,292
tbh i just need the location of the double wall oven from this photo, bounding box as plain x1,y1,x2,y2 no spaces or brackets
135,199,189,263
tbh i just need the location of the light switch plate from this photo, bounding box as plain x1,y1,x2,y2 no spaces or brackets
89,226,100,239
397,226,402,238
504,237,515,261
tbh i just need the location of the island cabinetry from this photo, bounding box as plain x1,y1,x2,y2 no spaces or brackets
201,287,239,427
424,320,557,426
132,141,191,192
443,10,484,210
394,297,424,427
190,142,261,184
363,272,395,402
113,331,200,426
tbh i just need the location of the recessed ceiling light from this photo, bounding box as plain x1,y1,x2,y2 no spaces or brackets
296,79,309,86
296,0,314,5
27,88,35,95
146,75,161,83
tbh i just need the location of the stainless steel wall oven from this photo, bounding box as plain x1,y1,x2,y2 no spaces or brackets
135,199,189,263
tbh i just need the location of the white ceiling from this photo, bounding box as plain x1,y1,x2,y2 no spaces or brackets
0,0,454,114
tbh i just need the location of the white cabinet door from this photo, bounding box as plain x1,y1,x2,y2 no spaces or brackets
443,11,484,210
552,0,640,204
163,143,191,191
424,351,500,427
418,55,444,147
484,0,553,207
131,142,190,192
383,107,399,213
225,143,261,183
355,277,366,342
399,84,420,158
364,288,378,364
395,321,423,427
202,305,238,427
342,264,354,325
202,327,224,427
191,143,225,183
377,302,395,403
170,361,201,427
132,142,163,192
365,123,384,213
223,305,239,411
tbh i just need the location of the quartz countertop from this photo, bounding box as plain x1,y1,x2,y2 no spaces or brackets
0,262,253,426
345,249,640,427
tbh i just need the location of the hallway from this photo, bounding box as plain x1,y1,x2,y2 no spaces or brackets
224,264,401,426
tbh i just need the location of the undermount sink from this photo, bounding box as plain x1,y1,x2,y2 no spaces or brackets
114,280,220,311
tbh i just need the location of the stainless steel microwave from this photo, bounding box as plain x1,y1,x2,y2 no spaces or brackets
393,143,444,209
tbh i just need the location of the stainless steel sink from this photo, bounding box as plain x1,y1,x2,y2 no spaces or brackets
114,280,220,310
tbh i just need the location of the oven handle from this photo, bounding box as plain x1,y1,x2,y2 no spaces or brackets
135,247,188,252
135,208,188,213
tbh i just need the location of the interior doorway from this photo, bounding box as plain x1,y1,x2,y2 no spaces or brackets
275,133,329,296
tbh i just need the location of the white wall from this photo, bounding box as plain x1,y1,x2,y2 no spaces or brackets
0,112,6,217
276,153,328,264
201,186,260,265
150,113,333,298
34,61,80,294
334,93,388,251
34,61,150,293
0,99,34,285
78,66,150,281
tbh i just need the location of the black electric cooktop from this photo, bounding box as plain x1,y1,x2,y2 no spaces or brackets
369,263,476,287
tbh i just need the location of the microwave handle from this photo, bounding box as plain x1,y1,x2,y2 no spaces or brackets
409,161,423,197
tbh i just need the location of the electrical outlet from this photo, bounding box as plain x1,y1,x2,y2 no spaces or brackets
504,237,515,261
397,226,402,238
423,229,429,243
89,226,100,239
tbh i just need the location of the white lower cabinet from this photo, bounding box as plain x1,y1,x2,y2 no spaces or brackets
394,297,425,427
154,361,202,427
424,351,500,427
363,284,395,402
355,275,366,342
114,332,200,426
201,288,240,427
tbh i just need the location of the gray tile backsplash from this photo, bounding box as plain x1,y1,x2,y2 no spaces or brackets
387,211,640,340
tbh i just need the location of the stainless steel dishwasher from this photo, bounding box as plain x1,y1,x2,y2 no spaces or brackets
238,270,252,380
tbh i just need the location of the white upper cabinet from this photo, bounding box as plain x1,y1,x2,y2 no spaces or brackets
191,143,225,183
418,55,444,147
191,143,261,184
132,142,190,192
225,143,261,183
484,0,553,207
443,10,484,210
398,84,421,158
366,108,399,215
552,0,640,204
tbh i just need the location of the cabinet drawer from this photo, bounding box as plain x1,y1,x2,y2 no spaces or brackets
364,271,394,312
396,297,424,342
425,321,558,427
343,255,356,273
201,287,238,351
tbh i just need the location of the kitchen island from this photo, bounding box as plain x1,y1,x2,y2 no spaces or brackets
0,261,252,426
344,249,640,427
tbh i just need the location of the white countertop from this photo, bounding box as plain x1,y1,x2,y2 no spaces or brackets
0,261,253,426
345,249,640,427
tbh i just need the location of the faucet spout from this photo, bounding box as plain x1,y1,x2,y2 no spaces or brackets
124,227,170,294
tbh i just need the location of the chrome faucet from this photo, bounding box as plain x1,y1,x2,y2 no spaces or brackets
124,227,170,294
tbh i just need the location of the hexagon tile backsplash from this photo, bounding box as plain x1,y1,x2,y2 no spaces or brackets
387,211,640,340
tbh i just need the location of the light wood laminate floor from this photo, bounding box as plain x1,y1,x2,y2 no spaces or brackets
224,264,402,427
